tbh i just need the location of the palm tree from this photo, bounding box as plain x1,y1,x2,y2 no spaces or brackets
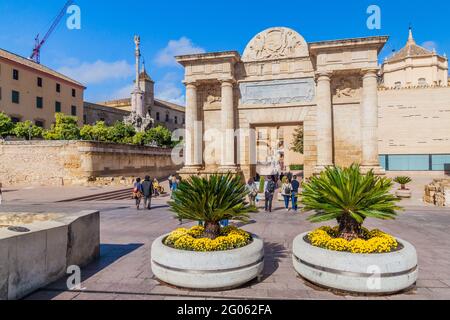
168,174,256,239
301,164,401,241
394,176,412,190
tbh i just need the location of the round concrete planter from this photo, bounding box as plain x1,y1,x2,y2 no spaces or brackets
292,232,418,294
151,234,264,290
396,189,412,198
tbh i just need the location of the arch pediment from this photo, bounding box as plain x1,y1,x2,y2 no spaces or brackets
242,27,309,62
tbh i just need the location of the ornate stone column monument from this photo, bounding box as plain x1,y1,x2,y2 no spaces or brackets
183,81,202,170
124,35,154,132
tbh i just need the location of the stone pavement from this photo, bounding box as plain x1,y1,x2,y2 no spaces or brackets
1,178,450,300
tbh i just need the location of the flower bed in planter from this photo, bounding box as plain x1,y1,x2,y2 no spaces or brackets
151,229,264,290
292,231,418,294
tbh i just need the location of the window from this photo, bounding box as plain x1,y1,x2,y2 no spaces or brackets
11,117,21,123
165,113,169,122
71,105,77,116
36,97,43,109
37,77,43,87
55,101,61,113
418,78,427,86
431,155,450,171
156,112,160,121
12,69,19,80
174,116,178,124
35,120,44,128
83,115,87,125
56,83,61,93
12,90,19,104
72,88,76,97
182,117,185,125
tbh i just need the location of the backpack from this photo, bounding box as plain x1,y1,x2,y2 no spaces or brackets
283,184,291,195
267,180,276,193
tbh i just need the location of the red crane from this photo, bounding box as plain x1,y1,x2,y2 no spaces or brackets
29,0,74,64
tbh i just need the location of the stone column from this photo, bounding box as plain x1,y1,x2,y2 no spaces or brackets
184,82,202,168
315,71,333,173
361,69,382,171
220,79,237,170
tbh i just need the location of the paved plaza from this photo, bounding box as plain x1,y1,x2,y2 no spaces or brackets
1,178,450,300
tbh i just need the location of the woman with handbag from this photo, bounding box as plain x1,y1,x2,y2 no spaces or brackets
280,176,292,211
132,177,144,210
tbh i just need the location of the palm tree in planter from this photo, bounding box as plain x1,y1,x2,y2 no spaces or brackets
292,164,418,294
394,176,412,198
168,173,256,239
151,174,264,290
302,164,400,241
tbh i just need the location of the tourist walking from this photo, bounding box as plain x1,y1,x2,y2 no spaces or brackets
280,177,292,211
142,176,154,210
246,178,258,206
264,176,276,213
0,182,3,205
291,175,300,212
132,178,144,210
168,174,174,191
170,176,182,224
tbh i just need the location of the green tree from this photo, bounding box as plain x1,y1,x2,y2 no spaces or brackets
80,124,94,141
0,112,14,138
43,113,80,140
12,121,43,140
107,121,136,143
132,132,146,146
301,164,401,241
290,125,304,154
169,174,256,239
144,125,173,147
90,121,109,142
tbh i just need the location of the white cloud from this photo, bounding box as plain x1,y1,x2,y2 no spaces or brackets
155,72,185,106
155,37,205,67
421,41,438,52
57,60,134,85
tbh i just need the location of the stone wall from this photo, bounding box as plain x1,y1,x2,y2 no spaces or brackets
0,141,181,186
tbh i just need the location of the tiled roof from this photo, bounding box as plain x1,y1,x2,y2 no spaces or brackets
385,29,435,63
0,48,85,88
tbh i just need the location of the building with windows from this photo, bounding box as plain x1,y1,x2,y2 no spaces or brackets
84,69,185,131
0,48,85,128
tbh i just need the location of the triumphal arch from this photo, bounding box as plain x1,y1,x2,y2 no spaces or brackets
176,27,388,180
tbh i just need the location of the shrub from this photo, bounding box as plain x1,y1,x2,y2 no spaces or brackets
43,113,80,140
107,121,136,143
12,121,43,140
301,164,401,241
144,125,173,147
0,112,14,138
394,176,412,190
168,174,255,239
259,176,265,193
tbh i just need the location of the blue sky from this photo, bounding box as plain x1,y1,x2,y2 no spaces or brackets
1,0,449,104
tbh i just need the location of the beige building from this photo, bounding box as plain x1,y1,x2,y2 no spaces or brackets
87,69,186,131
0,48,85,128
176,27,450,180
381,29,448,88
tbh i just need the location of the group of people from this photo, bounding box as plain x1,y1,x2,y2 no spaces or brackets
132,174,181,211
246,174,301,213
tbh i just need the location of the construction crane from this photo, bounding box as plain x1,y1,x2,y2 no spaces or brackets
29,0,74,64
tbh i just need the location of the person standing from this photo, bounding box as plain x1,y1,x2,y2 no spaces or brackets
170,176,182,224
0,182,3,205
153,178,161,197
246,178,258,207
142,176,154,210
264,176,276,213
291,175,300,212
280,176,292,211
168,174,173,191
133,178,144,210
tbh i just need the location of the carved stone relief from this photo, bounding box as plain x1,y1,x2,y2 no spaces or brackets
332,75,362,101
199,84,222,109
242,27,309,62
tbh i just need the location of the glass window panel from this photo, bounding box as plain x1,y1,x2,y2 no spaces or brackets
379,155,387,170
388,155,429,171
432,155,450,171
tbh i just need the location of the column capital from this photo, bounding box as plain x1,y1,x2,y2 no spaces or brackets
183,80,198,88
219,77,236,86
315,71,332,81
361,68,379,78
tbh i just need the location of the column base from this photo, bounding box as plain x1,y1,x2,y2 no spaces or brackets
314,165,334,175
177,165,203,178
218,165,241,174
360,165,386,175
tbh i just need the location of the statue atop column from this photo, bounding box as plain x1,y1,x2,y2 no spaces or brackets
124,35,154,132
